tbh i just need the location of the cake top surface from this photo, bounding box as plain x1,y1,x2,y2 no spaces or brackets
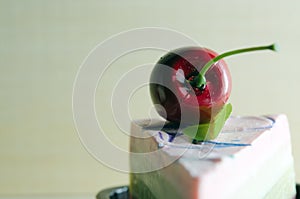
131,114,290,176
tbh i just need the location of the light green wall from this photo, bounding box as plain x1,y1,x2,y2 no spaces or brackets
0,0,299,195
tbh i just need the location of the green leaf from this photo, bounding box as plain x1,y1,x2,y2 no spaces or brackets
182,103,232,141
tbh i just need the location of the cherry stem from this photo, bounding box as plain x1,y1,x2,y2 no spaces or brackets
194,43,278,88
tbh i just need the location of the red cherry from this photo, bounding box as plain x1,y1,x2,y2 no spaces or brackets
150,47,231,124
150,44,277,125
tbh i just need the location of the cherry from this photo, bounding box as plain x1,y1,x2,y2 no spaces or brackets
150,44,277,125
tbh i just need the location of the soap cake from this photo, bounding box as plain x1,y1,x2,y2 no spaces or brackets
129,114,296,199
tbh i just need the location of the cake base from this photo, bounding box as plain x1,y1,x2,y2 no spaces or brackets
95,184,299,199
130,164,295,199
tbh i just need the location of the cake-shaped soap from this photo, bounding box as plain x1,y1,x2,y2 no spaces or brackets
129,44,296,198
130,115,296,198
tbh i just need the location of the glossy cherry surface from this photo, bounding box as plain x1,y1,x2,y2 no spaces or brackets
150,47,232,124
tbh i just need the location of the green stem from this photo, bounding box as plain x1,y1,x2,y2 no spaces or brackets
195,43,278,88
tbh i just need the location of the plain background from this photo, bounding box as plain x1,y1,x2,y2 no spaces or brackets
1,0,299,196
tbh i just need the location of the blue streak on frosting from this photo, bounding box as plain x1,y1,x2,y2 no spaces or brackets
158,132,164,140
157,130,251,149
168,133,181,142
205,140,251,147
264,116,276,127
220,116,276,133
206,141,251,148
